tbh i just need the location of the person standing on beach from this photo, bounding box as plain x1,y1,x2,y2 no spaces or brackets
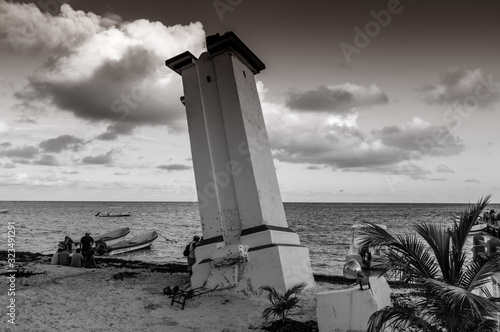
186,235,200,277
80,232,94,258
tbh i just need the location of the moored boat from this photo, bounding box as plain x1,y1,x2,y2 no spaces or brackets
96,207,131,217
93,227,130,245
104,230,158,256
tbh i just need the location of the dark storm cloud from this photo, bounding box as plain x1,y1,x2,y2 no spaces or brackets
285,84,388,113
81,149,115,165
33,154,59,166
0,145,39,159
2,1,205,132
417,68,500,109
39,135,85,153
157,164,192,171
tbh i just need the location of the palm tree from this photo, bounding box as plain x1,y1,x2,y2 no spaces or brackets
259,282,307,325
358,195,500,332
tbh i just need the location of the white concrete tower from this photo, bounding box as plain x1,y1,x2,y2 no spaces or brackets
166,32,314,294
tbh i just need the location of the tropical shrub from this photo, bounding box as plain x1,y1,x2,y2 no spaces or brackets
359,195,500,332
259,282,307,324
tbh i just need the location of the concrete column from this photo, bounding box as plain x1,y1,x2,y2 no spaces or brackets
166,32,315,294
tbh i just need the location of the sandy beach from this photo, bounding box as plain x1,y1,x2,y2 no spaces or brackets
1,253,349,332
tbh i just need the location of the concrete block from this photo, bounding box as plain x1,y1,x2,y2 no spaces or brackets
316,276,392,332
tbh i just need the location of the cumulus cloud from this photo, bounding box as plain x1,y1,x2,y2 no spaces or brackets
96,122,135,141
34,154,59,166
39,135,85,152
2,163,16,169
61,170,78,174
157,164,191,171
372,117,466,157
285,83,388,114
435,164,454,173
265,93,465,177
0,145,39,159
81,149,115,165
417,68,500,109
1,1,206,135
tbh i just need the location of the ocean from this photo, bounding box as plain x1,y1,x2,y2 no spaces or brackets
1,201,497,276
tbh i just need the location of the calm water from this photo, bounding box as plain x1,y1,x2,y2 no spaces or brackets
1,201,497,276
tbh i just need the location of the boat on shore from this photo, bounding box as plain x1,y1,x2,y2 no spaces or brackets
104,230,158,256
93,227,130,245
0,209,8,214
95,207,131,218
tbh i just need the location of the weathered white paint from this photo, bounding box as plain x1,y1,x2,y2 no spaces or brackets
166,32,314,295
316,276,392,332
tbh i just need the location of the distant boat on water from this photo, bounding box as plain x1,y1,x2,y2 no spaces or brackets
95,207,131,217
0,209,8,214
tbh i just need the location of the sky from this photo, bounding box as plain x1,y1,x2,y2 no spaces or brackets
1,0,499,203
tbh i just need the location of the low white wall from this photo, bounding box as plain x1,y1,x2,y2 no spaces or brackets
316,276,392,332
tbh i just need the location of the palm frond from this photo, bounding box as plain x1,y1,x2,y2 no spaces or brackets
459,254,500,291
367,299,439,332
283,282,306,299
359,221,440,280
415,222,452,282
451,195,491,259
423,278,500,319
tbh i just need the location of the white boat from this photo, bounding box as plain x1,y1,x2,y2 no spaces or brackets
345,224,388,269
470,223,488,235
104,230,158,256
93,227,130,245
455,214,490,236
95,207,131,218
0,209,8,214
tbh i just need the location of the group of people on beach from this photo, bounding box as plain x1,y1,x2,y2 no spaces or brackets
483,209,499,226
51,232,99,268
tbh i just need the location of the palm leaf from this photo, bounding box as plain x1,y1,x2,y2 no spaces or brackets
367,299,439,332
423,278,499,319
459,254,500,292
415,222,452,283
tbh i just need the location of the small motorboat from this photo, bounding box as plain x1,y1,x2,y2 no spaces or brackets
345,224,388,269
104,230,158,256
469,223,488,236
93,227,130,245
455,214,490,236
96,207,131,217
0,209,8,214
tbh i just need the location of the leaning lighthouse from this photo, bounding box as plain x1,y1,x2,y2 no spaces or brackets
166,32,314,294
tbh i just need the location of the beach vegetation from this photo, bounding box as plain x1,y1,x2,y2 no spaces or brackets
359,194,500,332
259,282,306,324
